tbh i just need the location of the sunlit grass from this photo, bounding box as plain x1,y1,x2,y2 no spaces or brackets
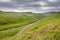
19,13,60,40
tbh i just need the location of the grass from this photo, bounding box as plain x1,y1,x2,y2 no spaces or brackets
18,13,60,40
0,12,44,31
1,12,60,40
0,12,45,40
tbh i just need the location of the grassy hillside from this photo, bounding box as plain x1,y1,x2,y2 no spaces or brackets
0,12,44,31
1,12,60,40
0,12,45,40
19,13,60,40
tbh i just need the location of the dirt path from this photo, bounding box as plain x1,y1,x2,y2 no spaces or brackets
15,20,40,36
16,22,35,36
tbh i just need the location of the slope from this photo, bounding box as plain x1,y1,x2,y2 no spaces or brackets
19,13,60,40
0,12,45,40
0,12,44,31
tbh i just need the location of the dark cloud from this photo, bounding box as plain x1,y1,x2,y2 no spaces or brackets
0,0,60,13
0,2,16,8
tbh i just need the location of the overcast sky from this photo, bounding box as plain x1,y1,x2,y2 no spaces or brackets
0,0,60,13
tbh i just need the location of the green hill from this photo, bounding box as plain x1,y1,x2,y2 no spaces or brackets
0,12,44,31
19,13,60,40
1,12,60,40
0,12,44,25
0,12,45,40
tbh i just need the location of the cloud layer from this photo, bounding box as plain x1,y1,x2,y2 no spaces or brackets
0,0,60,13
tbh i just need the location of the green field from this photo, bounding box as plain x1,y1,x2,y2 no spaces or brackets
0,12,60,40
19,13,60,40
0,12,44,30
0,12,45,40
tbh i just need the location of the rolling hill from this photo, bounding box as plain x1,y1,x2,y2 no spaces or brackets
0,12,45,40
0,12,45,31
0,12,60,40
19,12,60,40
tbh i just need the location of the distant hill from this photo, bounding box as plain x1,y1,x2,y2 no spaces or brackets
42,12,60,16
0,12,45,25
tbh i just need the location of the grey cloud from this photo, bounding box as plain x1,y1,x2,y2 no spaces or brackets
0,0,60,13
0,2,14,8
